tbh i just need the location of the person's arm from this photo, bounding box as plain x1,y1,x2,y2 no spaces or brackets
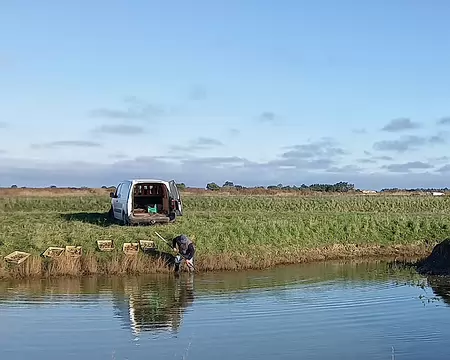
172,236,180,250
185,243,195,260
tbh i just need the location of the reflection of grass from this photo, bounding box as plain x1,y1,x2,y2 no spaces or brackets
1,194,449,277
0,261,423,296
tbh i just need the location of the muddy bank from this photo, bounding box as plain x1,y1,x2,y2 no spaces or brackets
0,243,432,280
416,238,450,275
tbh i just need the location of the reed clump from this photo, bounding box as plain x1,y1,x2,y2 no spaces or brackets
0,252,171,279
0,193,449,278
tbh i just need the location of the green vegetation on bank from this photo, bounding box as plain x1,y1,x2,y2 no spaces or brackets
1,194,449,276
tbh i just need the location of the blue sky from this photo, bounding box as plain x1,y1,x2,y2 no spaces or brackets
1,0,450,189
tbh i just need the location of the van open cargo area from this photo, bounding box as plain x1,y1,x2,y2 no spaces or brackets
129,183,172,224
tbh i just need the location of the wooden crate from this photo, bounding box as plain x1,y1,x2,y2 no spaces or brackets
139,240,156,251
97,239,114,252
65,246,82,257
122,242,139,255
5,251,31,265
42,247,65,258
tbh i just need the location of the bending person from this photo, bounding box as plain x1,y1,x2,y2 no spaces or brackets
172,234,195,273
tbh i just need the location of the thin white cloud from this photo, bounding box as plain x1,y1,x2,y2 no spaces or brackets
170,137,224,153
89,97,164,120
93,124,144,135
437,117,450,126
31,141,102,149
381,118,421,132
373,134,445,153
188,85,207,101
383,161,434,173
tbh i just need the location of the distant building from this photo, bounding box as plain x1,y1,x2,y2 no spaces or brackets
362,190,377,194
432,192,445,196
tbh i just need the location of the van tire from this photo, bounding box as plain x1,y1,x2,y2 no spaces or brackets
108,206,114,219
122,211,130,226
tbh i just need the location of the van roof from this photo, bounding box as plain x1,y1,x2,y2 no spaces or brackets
127,179,169,185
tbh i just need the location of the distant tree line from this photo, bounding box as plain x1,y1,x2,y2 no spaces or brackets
205,181,357,192
380,187,450,193
7,183,449,194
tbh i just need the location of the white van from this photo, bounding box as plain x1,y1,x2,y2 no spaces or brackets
108,179,183,225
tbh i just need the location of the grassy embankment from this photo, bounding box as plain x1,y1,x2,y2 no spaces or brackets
1,189,450,278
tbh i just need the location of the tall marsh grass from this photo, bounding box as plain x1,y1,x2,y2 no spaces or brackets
0,194,448,277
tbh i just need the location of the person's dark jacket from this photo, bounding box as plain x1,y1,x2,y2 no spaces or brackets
172,235,195,260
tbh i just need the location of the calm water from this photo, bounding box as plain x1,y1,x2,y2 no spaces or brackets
1,261,450,360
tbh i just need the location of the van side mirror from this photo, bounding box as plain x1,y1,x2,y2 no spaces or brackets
109,192,115,198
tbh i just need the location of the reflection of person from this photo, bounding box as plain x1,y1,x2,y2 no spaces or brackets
112,276,196,335
170,275,195,331
172,234,195,273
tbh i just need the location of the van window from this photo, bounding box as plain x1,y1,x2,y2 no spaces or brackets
121,182,131,199
115,184,123,198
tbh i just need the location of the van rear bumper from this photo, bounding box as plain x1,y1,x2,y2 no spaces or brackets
128,213,172,225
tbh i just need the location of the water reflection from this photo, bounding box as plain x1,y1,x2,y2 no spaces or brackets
3,261,450,360
2,260,450,338
0,274,196,336
112,275,194,335
428,276,450,306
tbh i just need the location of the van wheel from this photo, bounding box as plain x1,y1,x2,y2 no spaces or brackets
122,212,130,226
107,206,114,219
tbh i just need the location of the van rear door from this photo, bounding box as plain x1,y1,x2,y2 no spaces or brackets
168,180,183,216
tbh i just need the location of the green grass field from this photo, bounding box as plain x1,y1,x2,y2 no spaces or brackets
1,193,449,276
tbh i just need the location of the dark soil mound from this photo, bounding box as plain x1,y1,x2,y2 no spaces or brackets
416,238,450,275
